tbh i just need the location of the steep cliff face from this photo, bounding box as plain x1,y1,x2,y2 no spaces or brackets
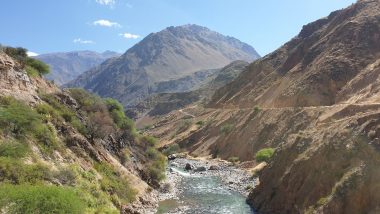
66,24,259,107
0,50,165,213
145,1,380,213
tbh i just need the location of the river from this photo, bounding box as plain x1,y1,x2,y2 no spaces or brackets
157,158,256,214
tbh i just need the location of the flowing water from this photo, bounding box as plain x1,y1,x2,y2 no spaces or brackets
157,167,255,214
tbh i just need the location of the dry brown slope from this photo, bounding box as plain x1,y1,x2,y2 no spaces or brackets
211,0,380,109
146,1,380,213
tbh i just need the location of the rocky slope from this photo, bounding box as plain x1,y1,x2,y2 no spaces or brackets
132,60,248,119
145,1,380,213
0,49,165,213
36,51,120,86
66,24,259,107
210,0,379,109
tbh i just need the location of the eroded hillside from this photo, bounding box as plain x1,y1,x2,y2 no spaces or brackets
145,1,380,213
0,48,165,214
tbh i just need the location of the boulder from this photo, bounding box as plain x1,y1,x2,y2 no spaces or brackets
168,154,177,160
194,166,207,172
185,163,193,171
209,165,219,170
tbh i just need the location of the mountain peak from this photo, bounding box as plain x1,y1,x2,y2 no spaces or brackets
67,25,260,107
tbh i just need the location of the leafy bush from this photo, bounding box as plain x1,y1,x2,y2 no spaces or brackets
0,97,58,152
3,46,50,76
0,184,85,214
94,162,136,205
0,157,52,184
220,123,234,134
255,148,275,163
0,140,29,158
39,94,87,135
26,57,50,75
142,135,158,147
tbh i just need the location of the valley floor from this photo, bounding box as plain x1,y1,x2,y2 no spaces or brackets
157,156,257,214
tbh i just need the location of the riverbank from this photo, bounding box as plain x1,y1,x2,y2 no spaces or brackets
157,156,258,213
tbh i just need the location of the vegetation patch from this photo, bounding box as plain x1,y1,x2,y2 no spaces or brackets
3,46,50,76
94,162,137,206
220,123,234,134
0,184,85,214
0,97,59,153
255,148,275,163
162,143,180,156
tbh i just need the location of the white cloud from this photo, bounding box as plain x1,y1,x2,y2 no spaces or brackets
73,38,95,44
27,51,39,57
119,33,140,39
95,0,115,6
93,19,121,28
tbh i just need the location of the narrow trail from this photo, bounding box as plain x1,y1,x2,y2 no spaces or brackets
178,103,380,114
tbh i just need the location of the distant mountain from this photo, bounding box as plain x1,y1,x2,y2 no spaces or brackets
36,51,120,86
66,24,260,107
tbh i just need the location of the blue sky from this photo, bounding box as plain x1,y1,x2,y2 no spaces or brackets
1,0,356,56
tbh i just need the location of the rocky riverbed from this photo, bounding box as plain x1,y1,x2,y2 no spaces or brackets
157,156,257,214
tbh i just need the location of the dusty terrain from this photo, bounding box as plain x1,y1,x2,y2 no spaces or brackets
144,1,380,213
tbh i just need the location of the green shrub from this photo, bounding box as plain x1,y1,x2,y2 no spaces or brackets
0,97,59,152
0,157,52,184
228,156,240,164
142,135,158,147
145,147,167,183
3,47,27,64
39,94,87,135
220,123,234,134
3,46,50,76
196,120,205,126
26,57,50,75
0,184,85,214
0,140,29,158
94,162,136,204
54,167,77,186
255,148,275,163
162,143,180,156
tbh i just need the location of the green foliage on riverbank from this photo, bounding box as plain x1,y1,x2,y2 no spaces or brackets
255,148,275,163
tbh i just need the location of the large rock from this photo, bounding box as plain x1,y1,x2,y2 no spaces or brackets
209,165,219,170
185,163,193,171
194,166,207,172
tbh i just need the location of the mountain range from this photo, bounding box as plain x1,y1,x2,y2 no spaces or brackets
66,24,260,107
36,50,120,86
